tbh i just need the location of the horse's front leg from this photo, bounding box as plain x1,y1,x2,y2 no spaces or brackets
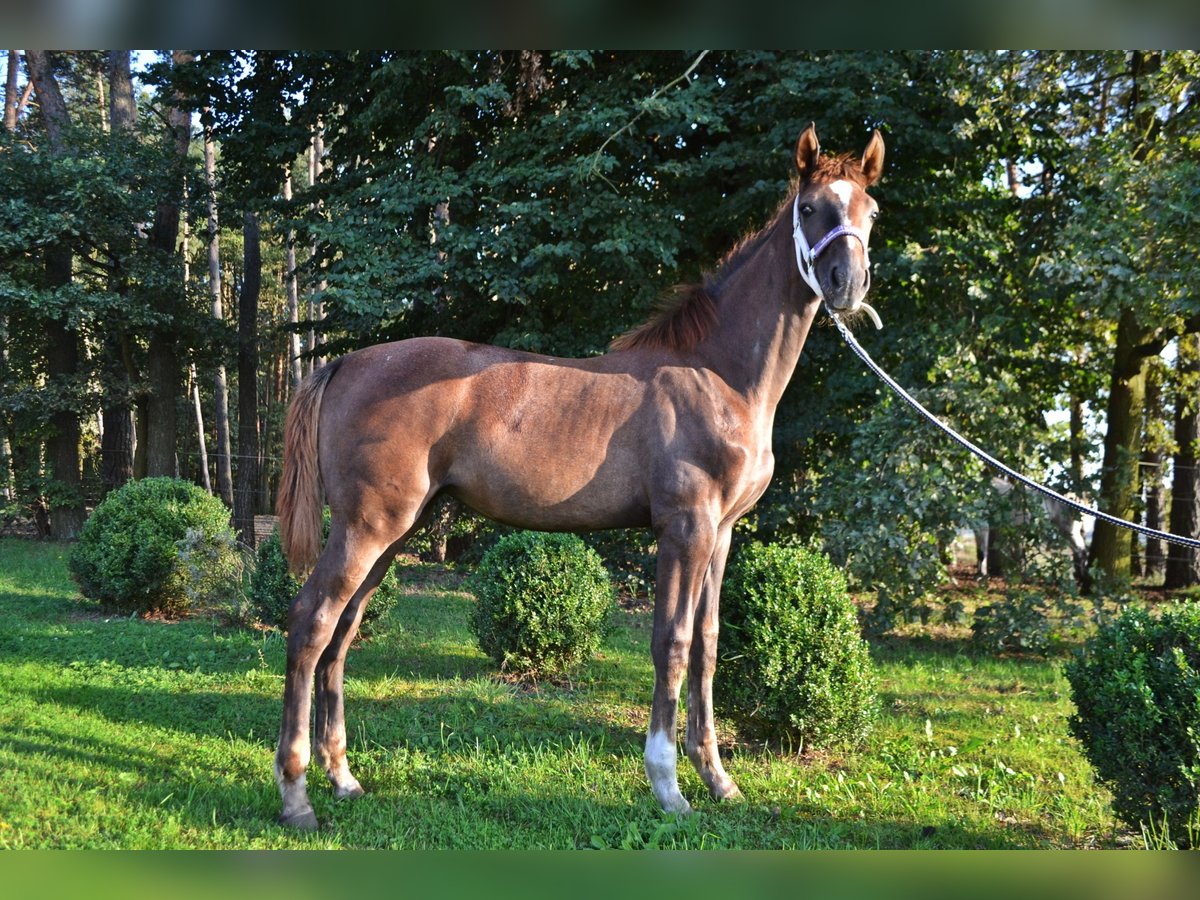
685,524,741,802
645,510,717,815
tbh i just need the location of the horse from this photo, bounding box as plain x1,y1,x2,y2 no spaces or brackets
972,476,1093,587
272,124,885,828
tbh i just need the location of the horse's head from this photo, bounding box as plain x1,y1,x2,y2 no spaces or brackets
791,124,885,318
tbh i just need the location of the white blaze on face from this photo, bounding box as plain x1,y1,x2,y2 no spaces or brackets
828,180,854,217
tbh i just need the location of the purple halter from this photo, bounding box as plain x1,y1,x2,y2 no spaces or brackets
791,196,882,329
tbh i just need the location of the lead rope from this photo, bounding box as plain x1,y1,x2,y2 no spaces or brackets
825,305,1200,551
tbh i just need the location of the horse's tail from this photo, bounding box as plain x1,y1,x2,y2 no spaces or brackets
278,359,341,576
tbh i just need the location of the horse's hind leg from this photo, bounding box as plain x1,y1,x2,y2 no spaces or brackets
685,525,741,802
312,544,399,801
274,522,391,830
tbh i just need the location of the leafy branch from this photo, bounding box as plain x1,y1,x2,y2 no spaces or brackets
585,50,710,194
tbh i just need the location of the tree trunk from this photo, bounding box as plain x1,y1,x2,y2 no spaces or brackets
1165,333,1200,588
190,365,211,493
108,51,135,131
1141,362,1166,580
26,51,85,539
283,166,302,391
203,117,234,508
100,393,134,493
4,50,19,132
144,50,193,478
1090,309,1151,578
1,52,17,499
234,211,261,547
309,122,326,370
99,51,137,494
42,250,85,539
0,315,12,501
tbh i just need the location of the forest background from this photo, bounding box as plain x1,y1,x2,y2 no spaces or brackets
2,50,1198,619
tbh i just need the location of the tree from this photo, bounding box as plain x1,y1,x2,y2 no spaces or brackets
233,210,260,547
142,50,194,478
1165,333,1200,587
98,50,136,495
24,50,85,539
203,113,234,507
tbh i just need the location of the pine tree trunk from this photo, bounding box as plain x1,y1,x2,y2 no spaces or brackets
99,51,137,494
0,315,13,501
190,365,211,493
26,51,85,539
1165,333,1200,588
204,117,234,507
42,250,85,539
1,52,18,500
234,211,261,547
283,167,302,391
309,122,326,370
4,50,19,132
144,51,193,478
1090,308,1150,578
1142,363,1166,580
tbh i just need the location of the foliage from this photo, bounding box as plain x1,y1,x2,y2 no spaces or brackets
176,524,253,625
1065,603,1200,845
815,388,990,633
249,520,401,638
468,531,615,679
715,542,878,749
583,528,657,601
970,588,1087,655
68,477,237,615
6,50,1200,603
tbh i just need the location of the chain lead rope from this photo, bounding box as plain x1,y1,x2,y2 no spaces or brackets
827,308,1200,552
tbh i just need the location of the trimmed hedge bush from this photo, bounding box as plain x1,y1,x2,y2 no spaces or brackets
469,531,614,679
249,521,401,638
1065,603,1200,844
715,543,878,749
69,477,238,616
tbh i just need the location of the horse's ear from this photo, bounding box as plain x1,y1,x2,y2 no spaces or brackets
795,123,820,181
861,129,885,186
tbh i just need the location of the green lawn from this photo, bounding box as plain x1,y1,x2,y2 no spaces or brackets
0,537,1127,849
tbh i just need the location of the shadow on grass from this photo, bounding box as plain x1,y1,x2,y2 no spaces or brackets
2,716,1070,848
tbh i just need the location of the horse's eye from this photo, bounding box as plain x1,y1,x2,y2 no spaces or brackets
870,210,879,221
799,204,814,218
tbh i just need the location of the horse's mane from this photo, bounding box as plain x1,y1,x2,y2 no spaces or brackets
609,153,869,354
808,152,870,186
609,283,719,353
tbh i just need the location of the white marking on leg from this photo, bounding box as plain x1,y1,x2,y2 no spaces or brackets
645,728,691,814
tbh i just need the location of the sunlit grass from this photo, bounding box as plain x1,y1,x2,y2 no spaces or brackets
0,537,1127,848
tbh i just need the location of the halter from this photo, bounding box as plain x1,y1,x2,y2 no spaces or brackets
792,195,883,329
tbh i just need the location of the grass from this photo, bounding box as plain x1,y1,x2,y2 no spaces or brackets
0,537,1136,849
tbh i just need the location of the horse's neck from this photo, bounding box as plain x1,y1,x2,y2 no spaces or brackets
701,216,819,414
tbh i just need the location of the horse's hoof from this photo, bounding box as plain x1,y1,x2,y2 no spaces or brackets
711,781,743,803
659,793,693,816
334,781,365,801
278,807,319,830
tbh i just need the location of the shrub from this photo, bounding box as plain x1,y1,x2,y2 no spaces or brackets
176,525,253,625
715,543,878,749
69,477,238,616
249,521,401,638
468,531,615,679
1065,603,1200,845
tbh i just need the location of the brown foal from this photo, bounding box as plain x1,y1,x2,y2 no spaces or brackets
273,125,884,827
